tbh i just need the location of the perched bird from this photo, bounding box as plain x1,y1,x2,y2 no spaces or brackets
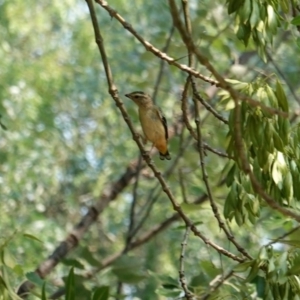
125,91,171,160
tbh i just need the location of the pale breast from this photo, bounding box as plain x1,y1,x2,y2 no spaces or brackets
139,108,165,143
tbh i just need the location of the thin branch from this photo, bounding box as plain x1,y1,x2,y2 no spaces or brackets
167,0,288,118
92,0,245,263
181,77,198,140
179,226,194,300
193,88,228,124
168,0,300,223
96,0,218,85
265,225,300,247
266,50,300,105
130,136,192,239
124,155,143,251
192,79,251,260
152,25,175,103
49,195,208,300
50,213,181,300
201,270,235,300
180,0,251,260
202,143,231,158
179,168,188,203
17,158,143,297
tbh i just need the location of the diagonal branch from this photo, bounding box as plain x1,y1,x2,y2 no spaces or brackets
167,0,288,118
96,0,218,85
49,194,208,300
191,79,251,260
91,0,245,263
17,158,143,297
168,0,300,223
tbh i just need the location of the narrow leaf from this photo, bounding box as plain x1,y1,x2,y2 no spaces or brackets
65,267,75,300
92,286,110,300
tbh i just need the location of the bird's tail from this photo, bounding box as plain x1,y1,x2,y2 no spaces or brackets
159,150,171,160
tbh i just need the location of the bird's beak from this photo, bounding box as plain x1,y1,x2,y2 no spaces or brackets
125,94,130,98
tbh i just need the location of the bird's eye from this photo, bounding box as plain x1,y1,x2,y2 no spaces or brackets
134,95,139,99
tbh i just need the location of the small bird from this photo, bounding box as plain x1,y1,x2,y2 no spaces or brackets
125,91,171,160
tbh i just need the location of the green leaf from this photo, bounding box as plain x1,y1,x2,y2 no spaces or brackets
273,131,285,152
200,260,221,278
250,0,260,29
92,286,110,300
156,287,181,297
41,282,47,300
234,261,254,272
291,16,300,26
1,266,23,300
65,267,75,300
235,210,245,226
224,183,238,219
252,275,265,297
0,114,7,130
112,268,146,284
282,172,293,202
23,233,43,244
226,79,248,90
0,122,7,130
236,23,251,46
275,80,289,112
268,257,276,272
112,256,147,284
280,0,289,13
61,258,85,270
149,272,179,288
26,272,44,288
265,85,278,108
238,0,251,22
227,0,245,14
278,116,289,145
80,247,100,266
1,249,16,269
225,164,236,186
245,260,260,282
267,5,277,33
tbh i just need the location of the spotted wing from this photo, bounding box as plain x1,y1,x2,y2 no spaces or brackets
155,106,168,140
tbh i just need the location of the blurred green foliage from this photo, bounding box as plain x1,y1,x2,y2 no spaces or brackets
1,0,300,299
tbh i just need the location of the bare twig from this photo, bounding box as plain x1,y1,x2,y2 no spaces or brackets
152,25,175,103
130,136,191,238
179,226,194,299
49,213,182,300
96,0,218,85
49,195,209,300
92,0,245,262
180,0,251,260
193,88,228,124
181,77,198,140
266,51,300,105
202,143,231,158
168,0,300,223
167,0,288,118
17,157,143,297
192,80,251,260
201,270,235,300
265,225,300,247
179,168,188,203
124,155,143,251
